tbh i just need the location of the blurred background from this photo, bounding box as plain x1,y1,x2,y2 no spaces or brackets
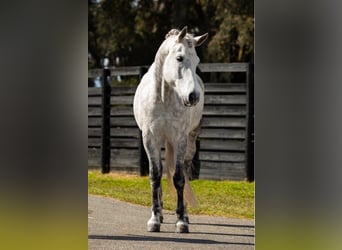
88,0,254,69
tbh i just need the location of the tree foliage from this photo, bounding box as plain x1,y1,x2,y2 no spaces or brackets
89,0,254,69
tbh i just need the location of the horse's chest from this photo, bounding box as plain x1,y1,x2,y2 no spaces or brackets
150,109,190,135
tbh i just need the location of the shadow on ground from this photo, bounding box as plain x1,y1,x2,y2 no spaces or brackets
88,234,255,246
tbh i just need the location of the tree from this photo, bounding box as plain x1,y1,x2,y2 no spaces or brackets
88,0,254,68
206,0,254,63
89,0,136,68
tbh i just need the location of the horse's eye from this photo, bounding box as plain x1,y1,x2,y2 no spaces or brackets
176,56,183,62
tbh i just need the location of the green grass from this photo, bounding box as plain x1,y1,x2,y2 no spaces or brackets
88,170,254,219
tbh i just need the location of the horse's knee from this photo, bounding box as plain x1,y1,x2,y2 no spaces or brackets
173,168,185,190
150,172,161,189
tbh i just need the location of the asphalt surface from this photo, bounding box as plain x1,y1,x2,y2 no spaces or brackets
88,194,255,249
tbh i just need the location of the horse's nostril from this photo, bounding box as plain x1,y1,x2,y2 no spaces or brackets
189,92,196,104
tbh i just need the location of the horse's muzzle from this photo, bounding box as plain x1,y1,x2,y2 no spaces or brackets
184,91,199,107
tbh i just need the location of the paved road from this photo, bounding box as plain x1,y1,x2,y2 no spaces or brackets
88,194,255,249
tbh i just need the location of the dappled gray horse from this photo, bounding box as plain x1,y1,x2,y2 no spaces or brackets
133,27,208,233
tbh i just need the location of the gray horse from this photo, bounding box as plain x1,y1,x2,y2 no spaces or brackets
133,27,208,233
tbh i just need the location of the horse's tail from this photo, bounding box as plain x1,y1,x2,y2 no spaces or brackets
165,142,198,208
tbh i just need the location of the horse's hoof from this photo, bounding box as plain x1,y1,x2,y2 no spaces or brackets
147,216,161,232
147,221,160,232
175,220,189,233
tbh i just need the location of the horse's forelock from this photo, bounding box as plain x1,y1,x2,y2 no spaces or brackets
165,29,194,45
165,29,180,39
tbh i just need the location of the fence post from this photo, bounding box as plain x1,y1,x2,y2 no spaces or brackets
138,66,149,176
246,63,254,181
101,58,111,173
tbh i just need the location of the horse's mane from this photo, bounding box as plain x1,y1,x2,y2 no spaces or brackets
154,40,168,90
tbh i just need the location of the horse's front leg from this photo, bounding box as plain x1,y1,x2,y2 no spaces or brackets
143,133,163,232
173,137,189,233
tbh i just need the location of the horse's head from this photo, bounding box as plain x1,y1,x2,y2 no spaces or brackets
161,27,208,107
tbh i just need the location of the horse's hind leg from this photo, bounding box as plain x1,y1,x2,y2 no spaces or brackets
184,121,201,180
143,133,163,232
183,121,201,224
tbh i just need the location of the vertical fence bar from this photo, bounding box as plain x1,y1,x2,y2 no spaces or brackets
138,66,149,176
246,63,254,181
101,60,111,173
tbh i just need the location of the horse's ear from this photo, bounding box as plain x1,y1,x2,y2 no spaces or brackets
194,33,208,47
177,26,187,42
